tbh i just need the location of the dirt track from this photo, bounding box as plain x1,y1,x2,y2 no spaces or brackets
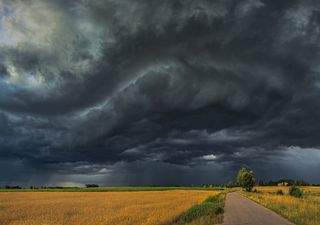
219,192,295,225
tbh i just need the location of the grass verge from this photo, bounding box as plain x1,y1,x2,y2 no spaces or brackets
171,192,226,225
241,187,320,225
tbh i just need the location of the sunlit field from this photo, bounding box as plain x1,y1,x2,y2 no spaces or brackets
0,190,221,225
242,186,320,225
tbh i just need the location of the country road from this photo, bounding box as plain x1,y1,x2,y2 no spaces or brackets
219,192,295,225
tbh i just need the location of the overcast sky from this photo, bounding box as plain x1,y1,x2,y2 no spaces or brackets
1,0,320,187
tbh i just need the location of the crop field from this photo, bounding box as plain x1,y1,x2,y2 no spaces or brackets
0,190,221,225
242,186,320,225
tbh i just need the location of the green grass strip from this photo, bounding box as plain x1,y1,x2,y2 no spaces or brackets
0,186,224,192
172,192,226,225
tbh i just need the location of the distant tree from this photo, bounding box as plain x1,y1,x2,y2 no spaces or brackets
237,167,256,192
258,180,265,186
5,185,22,189
226,181,239,188
295,180,309,186
259,179,309,187
263,180,277,186
85,184,99,188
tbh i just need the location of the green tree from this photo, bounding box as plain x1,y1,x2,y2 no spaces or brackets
237,167,256,192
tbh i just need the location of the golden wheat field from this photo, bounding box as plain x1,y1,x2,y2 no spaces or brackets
243,186,320,225
0,190,220,225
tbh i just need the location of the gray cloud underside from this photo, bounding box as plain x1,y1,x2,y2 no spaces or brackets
1,0,320,185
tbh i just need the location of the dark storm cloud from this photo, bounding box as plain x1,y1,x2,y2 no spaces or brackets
1,0,320,186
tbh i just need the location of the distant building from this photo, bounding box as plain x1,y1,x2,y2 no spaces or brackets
278,182,289,186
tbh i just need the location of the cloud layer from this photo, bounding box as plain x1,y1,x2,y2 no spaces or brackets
1,0,320,186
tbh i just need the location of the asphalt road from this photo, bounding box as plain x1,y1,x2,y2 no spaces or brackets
219,192,295,225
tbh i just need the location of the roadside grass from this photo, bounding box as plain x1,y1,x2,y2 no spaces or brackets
241,186,320,225
172,192,226,225
0,186,224,192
